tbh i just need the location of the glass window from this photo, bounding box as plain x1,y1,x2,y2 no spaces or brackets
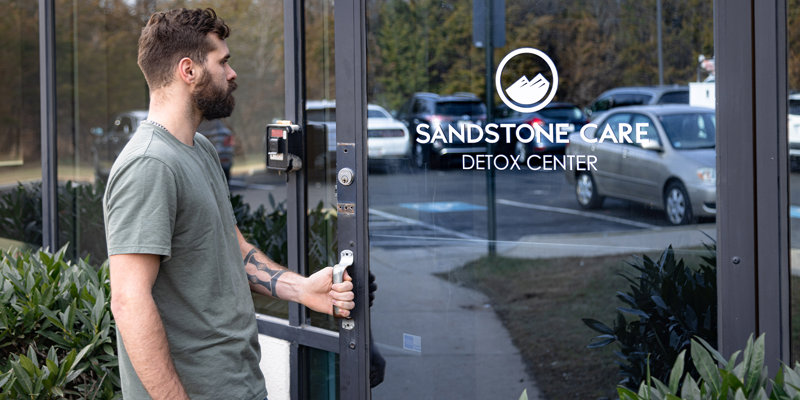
0,0,41,253
538,105,584,121
630,114,661,148
591,96,612,112
54,2,289,318
434,101,486,116
657,91,690,104
367,1,716,398
659,113,716,149
613,93,652,107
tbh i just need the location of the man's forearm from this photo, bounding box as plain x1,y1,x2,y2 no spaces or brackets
241,244,303,302
113,295,189,400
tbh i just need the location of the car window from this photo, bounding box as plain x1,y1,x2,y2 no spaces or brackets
659,113,716,150
612,93,652,107
590,96,612,113
790,98,800,116
412,99,429,114
307,107,336,122
538,106,584,121
630,114,661,148
657,91,690,104
594,113,631,142
434,101,486,116
368,109,390,118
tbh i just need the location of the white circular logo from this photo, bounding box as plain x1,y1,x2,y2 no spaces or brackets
496,48,558,113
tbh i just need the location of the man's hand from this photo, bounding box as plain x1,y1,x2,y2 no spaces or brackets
300,267,355,318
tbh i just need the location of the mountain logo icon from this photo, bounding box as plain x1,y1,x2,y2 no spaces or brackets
505,74,550,105
496,48,559,113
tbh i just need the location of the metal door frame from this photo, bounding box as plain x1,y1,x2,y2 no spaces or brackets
253,1,372,399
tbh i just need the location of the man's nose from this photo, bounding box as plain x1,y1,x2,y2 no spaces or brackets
227,64,237,81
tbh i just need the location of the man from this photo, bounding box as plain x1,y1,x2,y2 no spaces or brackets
103,8,354,400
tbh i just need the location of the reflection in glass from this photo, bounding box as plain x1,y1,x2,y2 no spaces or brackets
50,1,288,317
307,347,339,400
305,0,340,331
367,0,715,398
0,1,41,253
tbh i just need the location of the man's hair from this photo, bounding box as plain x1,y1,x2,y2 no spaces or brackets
137,8,230,89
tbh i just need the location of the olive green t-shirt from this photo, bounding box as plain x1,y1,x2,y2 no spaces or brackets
103,121,267,400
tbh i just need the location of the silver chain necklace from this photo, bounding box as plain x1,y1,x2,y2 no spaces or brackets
145,120,171,134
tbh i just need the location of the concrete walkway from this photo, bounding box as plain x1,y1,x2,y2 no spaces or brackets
369,244,542,400
369,223,718,400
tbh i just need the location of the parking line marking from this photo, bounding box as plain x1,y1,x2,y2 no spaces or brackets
497,199,661,230
368,208,481,240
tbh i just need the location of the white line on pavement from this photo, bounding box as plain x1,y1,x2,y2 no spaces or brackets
497,199,661,230
368,208,481,240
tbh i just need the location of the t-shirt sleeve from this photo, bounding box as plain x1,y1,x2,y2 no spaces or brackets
104,156,177,259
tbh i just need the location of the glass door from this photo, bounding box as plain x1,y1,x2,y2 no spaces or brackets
364,1,718,399
44,0,363,398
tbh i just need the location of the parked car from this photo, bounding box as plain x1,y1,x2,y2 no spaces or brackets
367,104,411,167
305,101,411,168
585,86,690,121
789,93,800,170
396,92,487,168
90,110,234,182
565,105,716,225
495,102,588,158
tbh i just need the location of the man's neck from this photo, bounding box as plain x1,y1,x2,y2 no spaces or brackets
147,89,202,146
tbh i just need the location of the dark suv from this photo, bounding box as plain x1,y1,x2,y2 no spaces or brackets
397,92,487,168
585,86,689,121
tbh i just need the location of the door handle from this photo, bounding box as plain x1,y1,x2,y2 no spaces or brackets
332,250,354,319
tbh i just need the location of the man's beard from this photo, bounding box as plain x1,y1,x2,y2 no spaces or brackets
192,72,237,120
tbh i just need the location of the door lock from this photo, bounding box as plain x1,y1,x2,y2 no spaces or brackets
332,250,354,323
338,168,354,186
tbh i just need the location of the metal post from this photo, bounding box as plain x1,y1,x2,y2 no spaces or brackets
283,1,308,399
657,0,664,86
485,0,497,256
39,0,58,251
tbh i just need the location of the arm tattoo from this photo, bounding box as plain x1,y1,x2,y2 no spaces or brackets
244,249,286,298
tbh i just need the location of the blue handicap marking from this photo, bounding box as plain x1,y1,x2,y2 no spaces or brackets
792,206,800,219
399,201,486,213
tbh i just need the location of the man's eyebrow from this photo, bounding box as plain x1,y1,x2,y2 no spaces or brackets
222,53,231,61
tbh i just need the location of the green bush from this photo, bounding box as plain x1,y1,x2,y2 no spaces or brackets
231,193,337,271
0,181,106,262
620,334,800,400
583,244,717,389
0,247,119,399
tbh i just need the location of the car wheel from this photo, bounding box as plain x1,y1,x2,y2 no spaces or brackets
664,181,694,225
575,172,604,209
514,141,529,161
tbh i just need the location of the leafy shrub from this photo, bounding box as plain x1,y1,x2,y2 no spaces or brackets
0,181,106,262
231,193,337,270
0,247,119,399
583,244,717,389
620,334,800,400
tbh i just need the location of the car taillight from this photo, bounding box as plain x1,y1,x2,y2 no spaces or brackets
527,117,545,127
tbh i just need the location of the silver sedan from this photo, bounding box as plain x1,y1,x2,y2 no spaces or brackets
564,105,716,225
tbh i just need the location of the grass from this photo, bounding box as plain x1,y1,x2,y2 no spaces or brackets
443,253,634,399
442,247,716,400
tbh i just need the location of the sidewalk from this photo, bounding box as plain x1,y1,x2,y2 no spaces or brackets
369,244,543,400
368,224,717,400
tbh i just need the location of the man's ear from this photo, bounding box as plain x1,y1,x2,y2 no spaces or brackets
177,57,196,85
